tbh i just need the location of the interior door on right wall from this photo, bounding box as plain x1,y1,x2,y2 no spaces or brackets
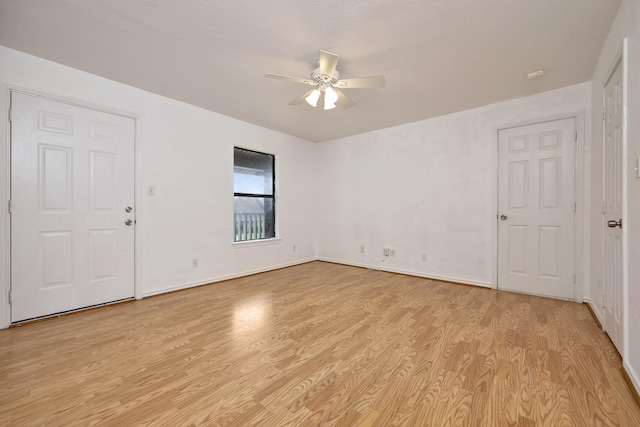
497,118,576,300
603,59,623,355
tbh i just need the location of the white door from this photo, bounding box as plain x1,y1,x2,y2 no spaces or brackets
498,118,575,299
602,60,623,353
10,92,135,322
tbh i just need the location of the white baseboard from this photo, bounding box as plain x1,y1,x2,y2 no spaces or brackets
142,257,317,297
143,256,492,299
317,257,492,288
583,297,604,327
623,360,640,400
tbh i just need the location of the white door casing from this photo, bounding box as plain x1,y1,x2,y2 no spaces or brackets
602,59,623,354
10,92,135,322
497,118,576,300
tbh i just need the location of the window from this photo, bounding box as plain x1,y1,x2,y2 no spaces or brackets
233,147,275,242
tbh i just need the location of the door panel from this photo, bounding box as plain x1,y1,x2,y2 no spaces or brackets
540,157,561,208
11,92,135,322
539,226,560,278
509,161,528,209
89,229,118,281
90,151,117,211
507,225,528,275
40,230,73,287
498,118,575,299
39,145,73,210
603,60,623,353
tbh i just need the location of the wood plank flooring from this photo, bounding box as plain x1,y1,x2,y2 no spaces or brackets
1,261,639,426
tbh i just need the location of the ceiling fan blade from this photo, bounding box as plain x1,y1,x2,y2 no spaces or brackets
336,75,386,88
336,90,357,110
265,73,315,85
319,50,339,76
289,89,315,106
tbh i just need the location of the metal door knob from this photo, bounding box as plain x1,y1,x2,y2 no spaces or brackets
125,219,133,226
500,215,507,220
607,219,622,228
125,206,132,213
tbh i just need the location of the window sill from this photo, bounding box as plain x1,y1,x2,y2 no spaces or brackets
232,238,282,248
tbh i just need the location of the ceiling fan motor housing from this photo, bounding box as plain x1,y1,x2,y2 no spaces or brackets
311,67,340,85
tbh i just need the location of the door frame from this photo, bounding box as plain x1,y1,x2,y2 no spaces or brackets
0,82,144,328
491,111,586,302
601,39,628,357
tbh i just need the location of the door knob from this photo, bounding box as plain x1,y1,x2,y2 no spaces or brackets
500,215,507,220
125,219,133,226
125,206,132,213
607,219,622,228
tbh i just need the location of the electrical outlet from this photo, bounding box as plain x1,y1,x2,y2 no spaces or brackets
383,248,390,256
360,245,365,254
192,258,199,267
292,245,296,252
422,253,427,262
390,249,396,257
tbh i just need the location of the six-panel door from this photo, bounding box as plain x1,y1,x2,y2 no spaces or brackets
498,118,575,299
11,92,135,322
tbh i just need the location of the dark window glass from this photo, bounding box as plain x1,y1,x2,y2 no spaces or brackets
233,148,275,241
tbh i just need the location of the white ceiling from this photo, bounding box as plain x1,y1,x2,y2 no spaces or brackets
0,0,620,142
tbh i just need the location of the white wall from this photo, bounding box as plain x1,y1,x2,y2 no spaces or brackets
316,83,591,288
0,46,318,326
590,0,640,394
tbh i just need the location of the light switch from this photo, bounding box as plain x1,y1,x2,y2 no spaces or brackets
147,185,156,196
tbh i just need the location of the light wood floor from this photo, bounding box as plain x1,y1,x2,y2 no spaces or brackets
1,261,639,426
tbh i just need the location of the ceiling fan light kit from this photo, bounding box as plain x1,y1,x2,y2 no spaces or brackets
324,86,338,110
304,82,338,110
266,50,385,111
305,89,321,107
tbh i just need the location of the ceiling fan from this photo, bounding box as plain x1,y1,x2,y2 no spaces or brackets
265,50,385,110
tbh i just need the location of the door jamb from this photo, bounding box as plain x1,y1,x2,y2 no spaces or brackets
492,112,586,302
0,82,144,329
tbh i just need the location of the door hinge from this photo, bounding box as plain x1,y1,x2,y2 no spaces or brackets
574,203,576,213
8,109,12,122
8,291,12,305
7,200,11,214
573,274,576,284
574,131,577,142
601,107,607,121
601,202,606,214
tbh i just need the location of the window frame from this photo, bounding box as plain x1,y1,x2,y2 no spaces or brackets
232,147,276,243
